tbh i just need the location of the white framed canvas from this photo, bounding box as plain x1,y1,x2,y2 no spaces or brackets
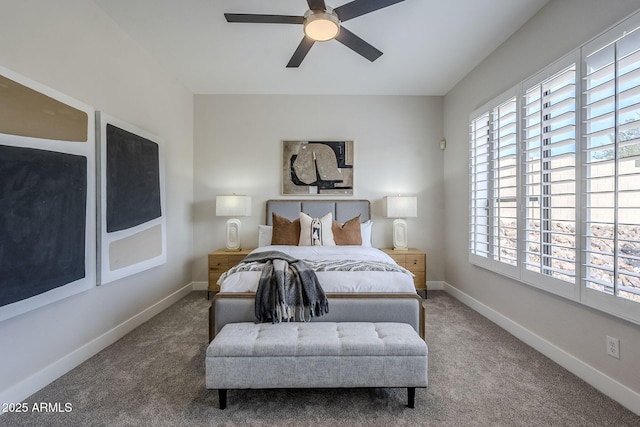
96,112,166,284
0,66,96,321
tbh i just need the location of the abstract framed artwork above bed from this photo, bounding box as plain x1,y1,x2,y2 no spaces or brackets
282,140,354,195
95,112,167,285
0,66,96,321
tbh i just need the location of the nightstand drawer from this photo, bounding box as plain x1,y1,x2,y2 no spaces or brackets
227,254,247,265
208,248,255,296
209,271,222,284
388,254,407,266
208,254,227,269
412,271,426,290
405,254,425,271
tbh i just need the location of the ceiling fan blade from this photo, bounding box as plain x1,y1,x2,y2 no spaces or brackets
307,0,327,11
287,37,316,68
224,14,304,24
334,0,405,22
334,27,383,62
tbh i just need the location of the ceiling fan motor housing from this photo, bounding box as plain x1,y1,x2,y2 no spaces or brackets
303,8,340,41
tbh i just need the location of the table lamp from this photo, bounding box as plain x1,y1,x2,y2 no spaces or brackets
216,195,251,251
384,195,417,251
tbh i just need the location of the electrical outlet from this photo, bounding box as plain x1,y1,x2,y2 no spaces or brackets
606,336,620,359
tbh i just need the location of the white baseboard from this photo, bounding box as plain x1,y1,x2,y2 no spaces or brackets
0,282,194,407
192,281,208,291
441,282,640,416
427,280,445,291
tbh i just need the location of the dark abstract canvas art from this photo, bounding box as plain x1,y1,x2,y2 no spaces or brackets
97,113,166,285
0,66,95,321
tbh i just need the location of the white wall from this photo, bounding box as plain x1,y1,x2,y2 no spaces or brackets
193,95,444,283
0,0,194,403
443,0,640,412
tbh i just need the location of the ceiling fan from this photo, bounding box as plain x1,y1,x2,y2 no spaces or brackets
224,0,406,68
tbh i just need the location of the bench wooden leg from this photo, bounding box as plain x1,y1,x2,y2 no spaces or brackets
407,387,415,408
218,389,227,409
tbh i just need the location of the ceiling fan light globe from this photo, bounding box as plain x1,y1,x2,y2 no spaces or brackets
304,11,340,41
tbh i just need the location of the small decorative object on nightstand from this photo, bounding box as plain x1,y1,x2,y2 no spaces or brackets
383,195,418,251
381,248,426,295
208,248,254,298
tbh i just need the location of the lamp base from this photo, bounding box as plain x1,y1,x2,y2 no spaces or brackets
392,218,409,251
225,218,242,251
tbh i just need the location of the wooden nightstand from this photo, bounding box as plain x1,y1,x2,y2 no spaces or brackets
380,248,426,292
208,248,254,297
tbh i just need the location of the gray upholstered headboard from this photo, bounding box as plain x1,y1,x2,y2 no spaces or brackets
266,199,370,225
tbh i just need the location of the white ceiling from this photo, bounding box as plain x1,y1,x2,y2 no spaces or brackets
93,0,549,96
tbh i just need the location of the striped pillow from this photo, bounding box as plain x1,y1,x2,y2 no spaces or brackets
299,212,335,246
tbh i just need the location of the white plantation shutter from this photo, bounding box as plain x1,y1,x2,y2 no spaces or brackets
522,60,577,293
468,9,640,324
469,92,519,274
491,98,518,266
470,113,491,259
583,13,640,308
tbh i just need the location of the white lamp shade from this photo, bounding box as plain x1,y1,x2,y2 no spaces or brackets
216,195,251,217
384,196,418,218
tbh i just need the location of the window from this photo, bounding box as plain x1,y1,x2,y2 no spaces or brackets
522,60,577,296
470,112,491,259
469,92,519,277
469,10,640,324
492,98,519,267
583,15,640,309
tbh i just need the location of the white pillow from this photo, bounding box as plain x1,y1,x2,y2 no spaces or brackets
257,225,273,247
299,212,335,246
360,220,373,247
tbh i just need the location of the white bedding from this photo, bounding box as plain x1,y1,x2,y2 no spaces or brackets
218,245,417,294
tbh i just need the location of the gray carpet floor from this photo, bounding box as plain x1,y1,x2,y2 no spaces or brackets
2,290,639,426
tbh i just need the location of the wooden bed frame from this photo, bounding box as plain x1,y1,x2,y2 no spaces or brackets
209,199,425,341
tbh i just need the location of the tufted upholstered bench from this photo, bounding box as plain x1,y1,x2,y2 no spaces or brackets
205,322,428,409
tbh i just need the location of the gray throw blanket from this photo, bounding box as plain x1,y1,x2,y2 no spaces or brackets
241,250,329,323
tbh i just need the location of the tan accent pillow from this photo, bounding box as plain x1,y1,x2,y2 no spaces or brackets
271,213,300,245
332,215,362,245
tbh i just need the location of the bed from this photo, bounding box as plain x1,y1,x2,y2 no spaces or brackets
208,199,425,341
